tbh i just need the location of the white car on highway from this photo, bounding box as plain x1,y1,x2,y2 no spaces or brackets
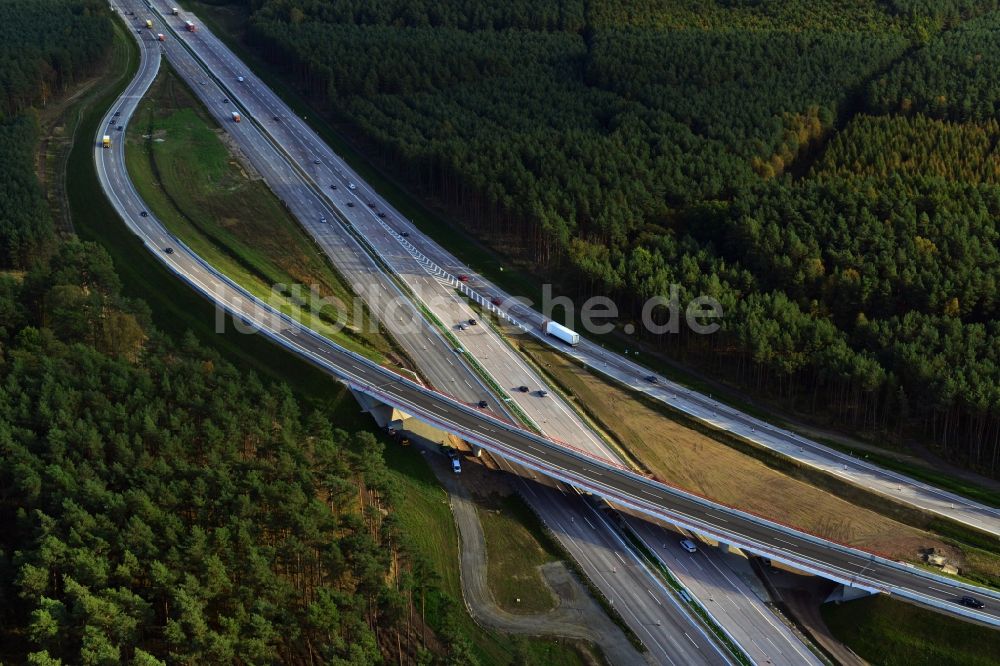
680,539,698,553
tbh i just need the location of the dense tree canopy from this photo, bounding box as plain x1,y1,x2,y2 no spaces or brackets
0,0,112,270
0,114,52,268
0,241,408,664
0,0,111,118
240,0,1000,472
0,4,442,661
869,11,1000,121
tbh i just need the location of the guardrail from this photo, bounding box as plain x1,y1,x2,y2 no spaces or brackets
103,1,1000,628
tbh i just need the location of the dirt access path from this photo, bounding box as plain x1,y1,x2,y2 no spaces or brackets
424,448,650,666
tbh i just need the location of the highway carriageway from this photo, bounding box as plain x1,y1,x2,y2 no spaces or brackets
167,241,1000,629
110,0,1000,629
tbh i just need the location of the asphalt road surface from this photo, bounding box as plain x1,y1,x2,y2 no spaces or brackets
133,5,833,661
155,0,1000,540
105,0,1000,633
105,5,736,663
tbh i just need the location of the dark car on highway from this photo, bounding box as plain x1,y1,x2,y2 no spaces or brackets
960,596,985,609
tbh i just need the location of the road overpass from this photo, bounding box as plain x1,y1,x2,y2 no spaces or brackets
102,6,741,663
161,3,1000,541
105,0,1000,635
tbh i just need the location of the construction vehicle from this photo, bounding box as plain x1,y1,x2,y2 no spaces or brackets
102,135,112,149
145,18,153,28
231,111,241,123
185,20,196,32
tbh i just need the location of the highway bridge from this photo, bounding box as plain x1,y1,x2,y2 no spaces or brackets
101,0,1000,638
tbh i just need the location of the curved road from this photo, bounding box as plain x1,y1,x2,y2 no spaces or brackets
103,6,733,665
101,0,1000,635
154,2,1000,540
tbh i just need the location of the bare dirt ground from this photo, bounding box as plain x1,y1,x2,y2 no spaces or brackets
756,564,867,666
517,336,965,566
410,428,649,666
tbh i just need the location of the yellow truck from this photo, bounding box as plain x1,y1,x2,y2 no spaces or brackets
102,135,111,149
145,19,153,28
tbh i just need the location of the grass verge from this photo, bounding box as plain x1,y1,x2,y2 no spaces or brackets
68,20,364,421
188,0,543,304
477,494,559,614
383,444,592,666
36,16,136,234
75,23,594,666
512,330,1000,585
612,512,754,666
188,0,1000,514
821,594,1000,666
123,61,400,366
816,437,1000,509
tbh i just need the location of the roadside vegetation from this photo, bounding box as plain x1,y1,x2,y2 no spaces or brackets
512,331,1000,587
0,6,407,663
821,594,1000,666
0,4,611,664
477,495,560,614
196,0,1000,479
124,63,401,365
382,444,592,665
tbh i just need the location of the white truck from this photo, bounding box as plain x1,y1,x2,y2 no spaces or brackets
544,320,580,346
171,7,179,15
231,111,241,123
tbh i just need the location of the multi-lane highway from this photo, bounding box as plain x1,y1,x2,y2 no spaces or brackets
154,0,1000,541
103,0,1000,642
201,20,1000,541
125,6,833,662
103,6,743,664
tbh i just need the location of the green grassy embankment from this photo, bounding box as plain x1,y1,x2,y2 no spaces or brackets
73,21,594,666
187,0,1000,513
68,21,362,417
124,61,401,365
511,331,1000,586
821,595,1000,666
190,0,543,305
383,445,592,666
478,494,560,614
